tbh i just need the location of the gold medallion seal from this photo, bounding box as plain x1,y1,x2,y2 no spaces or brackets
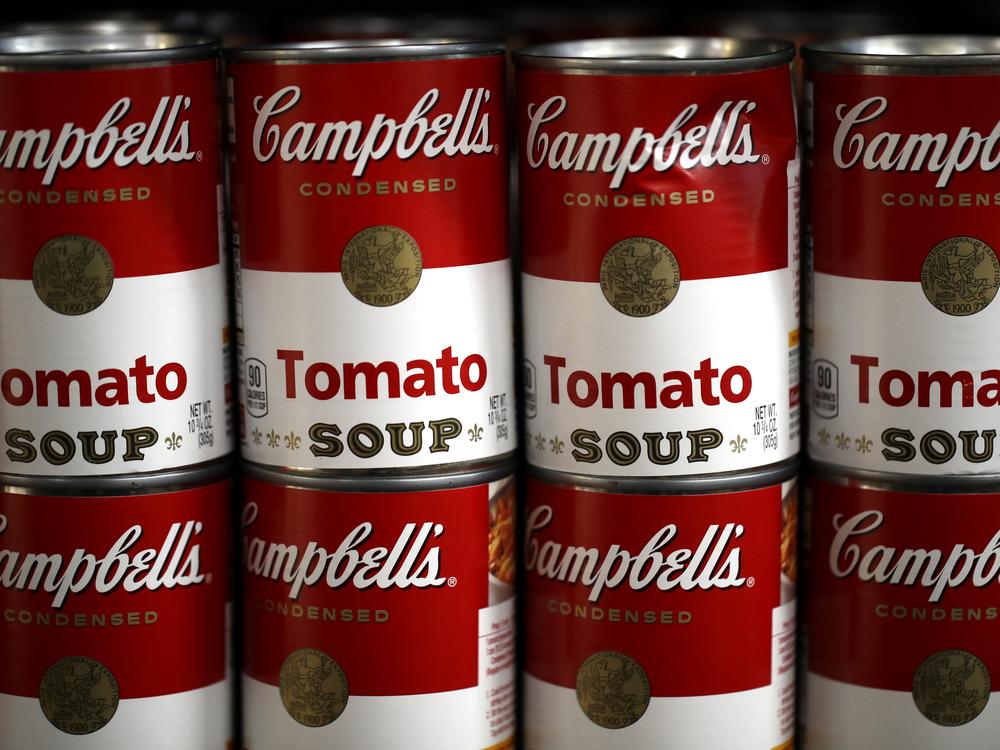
279,648,349,727
912,649,990,727
32,235,114,315
600,237,680,317
576,650,650,729
341,225,422,306
921,236,1000,316
38,656,119,735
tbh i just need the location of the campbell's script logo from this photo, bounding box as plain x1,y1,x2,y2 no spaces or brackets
241,502,449,599
833,97,1000,188
251,87,495,175
829,510,1000,603
0,96,196,186
0,515,207,608
525,97,762,189
524,505,748,602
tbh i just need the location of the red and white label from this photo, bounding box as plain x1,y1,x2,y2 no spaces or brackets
228,54,516,472
523,477,796,748
804,476,1000,748
0,479,232,748
806,72,1000,475
241,475,516,750
0,61,232,477
519,65,800,477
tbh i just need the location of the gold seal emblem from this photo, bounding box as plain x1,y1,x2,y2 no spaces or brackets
38,656,119,735
921,236,1000,316
912,649,991,726
600,237,680,317
341,225,422,306
576,650,651,729
32,235,114,315
279,648,349,727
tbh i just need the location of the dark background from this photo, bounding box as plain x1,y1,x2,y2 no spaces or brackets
0,5,989,750
0,2,995,44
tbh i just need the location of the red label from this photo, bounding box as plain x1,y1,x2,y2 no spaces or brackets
0,61,222,281
807,477,1000,691
0,480,231,698
227,55,508,272
524,478,787,696
517,65,797,282
808,72,1000,281
241,476,498,696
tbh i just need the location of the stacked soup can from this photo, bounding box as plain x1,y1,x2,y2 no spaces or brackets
802,37,1000,748
514,38,801,749
225,39,518,749
0,32,234,749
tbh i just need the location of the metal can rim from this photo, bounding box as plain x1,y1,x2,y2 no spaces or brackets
242,459,515,493
239,450,518,482
803,35,1000,73
808,459,1000,493
1,457,234,496
527,456,799,495
4,19,169,36
0,31,218,69
513,36,795,74
224,38,505,63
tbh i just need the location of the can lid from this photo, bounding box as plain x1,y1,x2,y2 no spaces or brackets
803,35,1000,70
0,457,234,496
224,38,504,63
0,32,218,68
527,456,799,494
808,459,1000,493
241,459,515,492
7,18,168,36
513,37,795,74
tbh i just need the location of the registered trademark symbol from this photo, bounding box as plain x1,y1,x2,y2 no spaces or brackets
447,576,458,587
196,150,204,161
761,154,770,165
493,145,499,155
205,573,213,584
746,576,756,587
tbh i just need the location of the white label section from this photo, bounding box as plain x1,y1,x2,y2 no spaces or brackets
239,260,516,471
805,673,1000,750
482,587,516,747
808,273,1000,475
244,597,516,750
524,601,795,749
0,267,232,476
523,269,798,476
0,680,230,750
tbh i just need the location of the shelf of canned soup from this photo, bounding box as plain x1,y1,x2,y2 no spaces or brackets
4,16,999,750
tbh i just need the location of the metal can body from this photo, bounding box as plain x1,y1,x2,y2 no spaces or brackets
804,37,1000,478
240,465,517,749
0,472,233,749
515,39,801,479
803,471,1000,748
523,470,797,749
0,34,233,479
226,42,516,476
